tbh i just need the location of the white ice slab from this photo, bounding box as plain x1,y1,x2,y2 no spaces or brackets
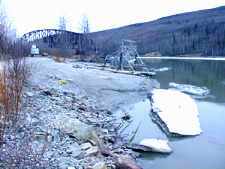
140,138,172,153
151,89,202,136
169,82,210,96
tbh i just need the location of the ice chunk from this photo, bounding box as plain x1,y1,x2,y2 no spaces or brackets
139,138,172,153
169,82,210,96
150,89,202,136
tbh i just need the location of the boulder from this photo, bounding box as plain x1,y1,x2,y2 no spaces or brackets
42,52,49,56
85,146,99,156
26,91,34,97
81,142,92,150
115,155,142,169
150,89,202,136
66,143,82,157
67,167,75,169
53,115,95,141
81,142,99,156
92,162,107,169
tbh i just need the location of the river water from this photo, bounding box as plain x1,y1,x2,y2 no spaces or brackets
117,59,225,169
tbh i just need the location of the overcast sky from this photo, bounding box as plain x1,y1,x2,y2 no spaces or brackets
2,0,224,36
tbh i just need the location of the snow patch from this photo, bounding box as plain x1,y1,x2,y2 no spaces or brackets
150,89,202,136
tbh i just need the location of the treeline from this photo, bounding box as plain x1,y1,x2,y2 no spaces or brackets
155,20,225,56
96,20,225,57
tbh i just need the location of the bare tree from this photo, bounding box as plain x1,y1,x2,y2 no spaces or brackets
58,16,67,30
80,15,90,34
78,15,91,55
0,1,9,57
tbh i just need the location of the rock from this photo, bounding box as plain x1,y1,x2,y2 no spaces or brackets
41,90,53,96
53,115,95,141
51,129,60,143
150,89,202,136
66,143,82,157
67,167,75,169
26,91,34,97
101,129,109,135
169,82,210,96
92,162,107,169
139,138,172,153
85,146,99,156
115,155,142,169
121,112,131,121
42,52,49,56
80,142,99,156
81,142,92,150
73,65,83,69
57,157,78,169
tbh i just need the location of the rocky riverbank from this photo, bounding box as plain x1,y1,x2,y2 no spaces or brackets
1,57,158,169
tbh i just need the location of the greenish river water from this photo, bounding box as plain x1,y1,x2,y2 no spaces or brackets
118,59,225,169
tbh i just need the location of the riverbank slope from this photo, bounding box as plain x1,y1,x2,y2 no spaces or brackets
13,57,158,169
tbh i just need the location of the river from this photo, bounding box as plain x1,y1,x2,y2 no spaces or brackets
117,59,225,169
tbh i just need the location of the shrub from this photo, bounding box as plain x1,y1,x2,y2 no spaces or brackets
0,5,47,168
0,41,30,143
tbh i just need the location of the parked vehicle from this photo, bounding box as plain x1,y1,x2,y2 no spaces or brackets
31,45,39,56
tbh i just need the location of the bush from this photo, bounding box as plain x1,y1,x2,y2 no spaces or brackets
0,5,47,168
0,45,30,143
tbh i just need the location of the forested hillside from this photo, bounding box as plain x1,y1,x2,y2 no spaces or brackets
91,6,225,56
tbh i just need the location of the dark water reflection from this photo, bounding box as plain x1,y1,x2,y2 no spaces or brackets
117,59,225,169
144,59,225,102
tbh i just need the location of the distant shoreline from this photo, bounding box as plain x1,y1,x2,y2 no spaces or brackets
138,57,225,61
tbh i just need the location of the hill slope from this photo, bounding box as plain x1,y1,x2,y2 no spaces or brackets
91,6,225,56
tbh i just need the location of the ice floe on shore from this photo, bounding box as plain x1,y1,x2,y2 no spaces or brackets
128,138,172,154
150,89,202,136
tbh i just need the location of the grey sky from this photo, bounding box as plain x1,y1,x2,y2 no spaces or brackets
3,0,224,36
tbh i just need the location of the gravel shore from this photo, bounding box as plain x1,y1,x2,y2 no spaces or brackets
2,57,158,169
